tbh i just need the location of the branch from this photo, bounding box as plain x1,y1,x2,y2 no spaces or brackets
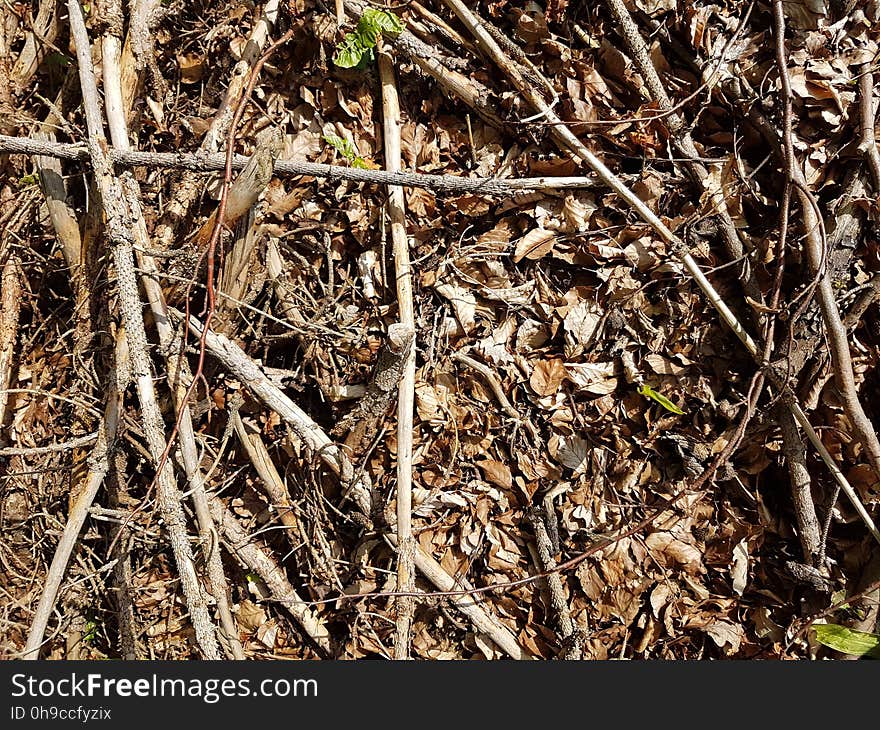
22,332,128,659
65,0,221,659
378,48,416,660
773,2,880,486
0,134,598,195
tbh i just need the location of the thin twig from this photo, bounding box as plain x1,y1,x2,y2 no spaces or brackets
378,47,416,660
0,134,598,195
22,331,128,659
65,0,221,659
773,2,880,485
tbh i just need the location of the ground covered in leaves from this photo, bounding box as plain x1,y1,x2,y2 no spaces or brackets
1,0,879,660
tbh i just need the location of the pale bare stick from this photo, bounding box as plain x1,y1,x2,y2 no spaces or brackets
231,412,301,535
378,47,416,660
22,331,128,659
0,432,98,457
384,534,530,660
0,134,598,195
211,497,332,655
66,0,221,658
180,310,374,516
99,0,244,659
0,255,21,429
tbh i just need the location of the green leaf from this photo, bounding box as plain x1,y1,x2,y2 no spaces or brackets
323,133,357,161
361,8,405,35
332,34,365,68
332,9,402,68
83,620,98,643
813,624,880,657
17,174,38,188
323,133,372,168
638,384,685,415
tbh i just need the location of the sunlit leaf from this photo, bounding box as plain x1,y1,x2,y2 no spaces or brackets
638,384,685,415
813,624,880,657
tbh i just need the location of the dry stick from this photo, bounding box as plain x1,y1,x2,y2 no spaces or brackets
22,331,128,659
0,433,98,457
181,311,373,516
409,1,477,56
10,0,58,94
152,0,283,250
34,130,82,271
859,66,880,191
378,48,416,660
439,0,756,354
231,413,301,535
318,369,768,611
528,510,581,659
342,0,506,131
773,3,880,483
184,310,529,657
777,404,821,564
0,135,597,195
602,0,763,307
0,255,21,429
385,534,529,659
211,498,332,655
100,3,245,658
451,351,539,441
443,0,880,546
65,0,221,659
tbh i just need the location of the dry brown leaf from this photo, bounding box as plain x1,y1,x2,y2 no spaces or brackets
176,52,205,84
529,357,567,396
514,228,557,262
478,459,513,489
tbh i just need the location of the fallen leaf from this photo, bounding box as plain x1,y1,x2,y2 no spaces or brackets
514,228,556,262
530,358,567,396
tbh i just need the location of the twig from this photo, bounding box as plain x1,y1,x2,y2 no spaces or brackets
231,412,301,536
528,509,581,659
343,0,506,130
99,0,245,658
65,0,221,659
0,134,598,194
378,47,416,660
603,0,763,307
451,351,539,441
859,65,880,192
0,254,21,430
776,404,821,565
384,534,530,660
773,2,880,485
211,497,332,655
180,310,373,516
440,0,880,546
22,331,128,659
0,432,98,457
438,0,758,355
152,0,283,250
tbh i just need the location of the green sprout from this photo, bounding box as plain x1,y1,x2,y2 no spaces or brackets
323,132,372,169
333,9,404,69
638,384,685,415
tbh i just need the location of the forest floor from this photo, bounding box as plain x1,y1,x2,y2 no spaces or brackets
1,0,879,660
